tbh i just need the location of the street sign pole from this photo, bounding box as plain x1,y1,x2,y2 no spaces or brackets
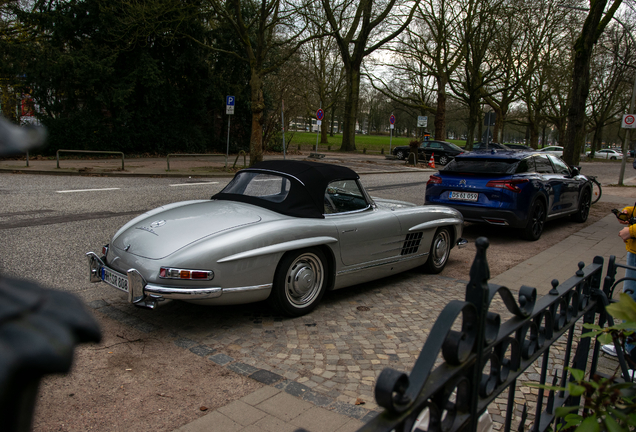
389,114,395,154
281,99,286,160
226,116,231,168
315,105,324,153
226,96,235,168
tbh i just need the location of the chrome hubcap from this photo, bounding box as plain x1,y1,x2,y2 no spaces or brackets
432,231,450,266
285,253,324,307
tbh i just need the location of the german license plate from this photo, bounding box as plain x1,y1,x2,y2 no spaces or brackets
449,191,478,202
102,267,129,293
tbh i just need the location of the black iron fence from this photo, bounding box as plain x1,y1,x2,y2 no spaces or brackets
357,237,632,432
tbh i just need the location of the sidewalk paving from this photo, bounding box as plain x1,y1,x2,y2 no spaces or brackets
2,153,635,432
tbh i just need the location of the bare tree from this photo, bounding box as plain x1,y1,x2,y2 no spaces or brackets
561,0,623,166
299,33,346,144
586,23,635,155
202,0,323,165
448,0,506,149
367,0,464,140
317,0,419,151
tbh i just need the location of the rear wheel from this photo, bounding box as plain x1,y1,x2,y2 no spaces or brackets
520,200,546,241
572,188,591,223
395,150,405,160
439,155,449,165
269,248,327,317
423,228,451,274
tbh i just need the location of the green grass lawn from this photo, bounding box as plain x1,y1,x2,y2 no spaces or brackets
281,132,530,153
283,131,412,153
283,132,472,153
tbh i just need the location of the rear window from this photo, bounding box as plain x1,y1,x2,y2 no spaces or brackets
443,158,520,174
220,172,290,202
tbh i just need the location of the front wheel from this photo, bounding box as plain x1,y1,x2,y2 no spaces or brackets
423,228,451,274
269,248,327,317
439,155,449,165
572,188,591,223
520,200,546,241
395,150,405,160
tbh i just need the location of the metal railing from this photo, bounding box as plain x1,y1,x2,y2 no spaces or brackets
357,237,627,432
56,149,124,170
166,153,227,171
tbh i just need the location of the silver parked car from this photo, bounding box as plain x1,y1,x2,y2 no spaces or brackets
537,146,564,157
587,149,623,159
87,161,466,316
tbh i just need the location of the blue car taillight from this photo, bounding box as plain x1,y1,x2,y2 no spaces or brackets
427,175,442,185
485,179,529,193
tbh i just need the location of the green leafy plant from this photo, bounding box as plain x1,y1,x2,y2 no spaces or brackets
527,294,636,431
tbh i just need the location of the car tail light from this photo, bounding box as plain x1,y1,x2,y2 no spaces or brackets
102,244,109,256
485,179,529,193
427,175,442,185
160,267,214,280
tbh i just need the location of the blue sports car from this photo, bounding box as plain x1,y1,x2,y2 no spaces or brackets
425,151,593,240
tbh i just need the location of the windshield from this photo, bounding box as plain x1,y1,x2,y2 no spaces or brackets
443,158,519,174
220,172,290,203
446,142,463,151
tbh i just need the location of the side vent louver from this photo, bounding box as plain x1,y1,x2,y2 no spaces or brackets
401,232,423,255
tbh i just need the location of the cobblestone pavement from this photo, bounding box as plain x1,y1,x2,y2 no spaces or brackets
89,266,623,430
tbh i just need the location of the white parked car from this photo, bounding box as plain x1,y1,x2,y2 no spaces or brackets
537,146,564,157
587,149,623,160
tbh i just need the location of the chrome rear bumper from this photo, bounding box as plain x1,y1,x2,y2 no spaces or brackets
86,252,222,309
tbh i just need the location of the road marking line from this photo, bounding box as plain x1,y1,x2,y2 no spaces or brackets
57,188,121,193
169,182,219,187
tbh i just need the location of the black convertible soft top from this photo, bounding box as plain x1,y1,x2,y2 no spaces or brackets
212,160,360,218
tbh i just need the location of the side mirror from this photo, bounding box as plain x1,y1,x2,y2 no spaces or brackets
571,167,580,176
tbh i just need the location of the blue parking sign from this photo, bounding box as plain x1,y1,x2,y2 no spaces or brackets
226,96,235,106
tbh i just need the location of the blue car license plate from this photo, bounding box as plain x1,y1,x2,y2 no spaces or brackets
449,191,478,202
101,267,129,293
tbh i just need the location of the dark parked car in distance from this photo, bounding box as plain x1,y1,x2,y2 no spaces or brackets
392,140,464,165
425,151,593,241
505,144,534,151
471,142,511,151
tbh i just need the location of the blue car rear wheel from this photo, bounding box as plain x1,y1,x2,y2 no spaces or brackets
520,200,546,241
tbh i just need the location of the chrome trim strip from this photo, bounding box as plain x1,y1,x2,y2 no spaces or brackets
408,218,463,232
337,253,429,275
217,236,338,263
546,209,576,219
223,284,272,294
324,205,372,217
144,284,223,300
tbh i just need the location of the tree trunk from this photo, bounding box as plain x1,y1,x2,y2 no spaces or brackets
321,110,328,144
340,67,360,151
249,71,264,166
492,107,503,143
563,0,617,166
466,97,481,150
329,109,336,137
434,77,447,140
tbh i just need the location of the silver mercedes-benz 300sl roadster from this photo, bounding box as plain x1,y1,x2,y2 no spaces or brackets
87,160,466,316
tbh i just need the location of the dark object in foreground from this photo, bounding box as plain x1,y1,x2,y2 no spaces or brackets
0,275,101,432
